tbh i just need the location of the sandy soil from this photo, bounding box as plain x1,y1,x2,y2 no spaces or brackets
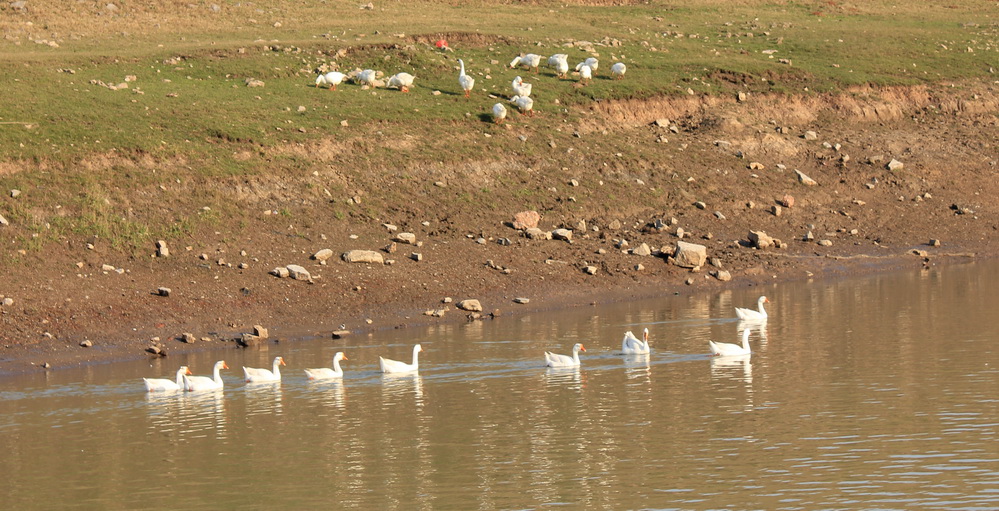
0,83,996,375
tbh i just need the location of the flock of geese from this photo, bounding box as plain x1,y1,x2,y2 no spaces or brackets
143,296,768,392
314,51,628,124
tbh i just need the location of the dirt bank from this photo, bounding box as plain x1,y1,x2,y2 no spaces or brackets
1,84,996,376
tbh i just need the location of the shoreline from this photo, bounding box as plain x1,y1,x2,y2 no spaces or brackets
0,245,979,378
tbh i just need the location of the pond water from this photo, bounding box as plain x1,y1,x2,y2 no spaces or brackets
2,260,999,509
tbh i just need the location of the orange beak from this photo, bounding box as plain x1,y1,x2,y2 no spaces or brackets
342,355,349,360
580,345,587,352
185,367,193,375
280,358,287,366
222,362,230,369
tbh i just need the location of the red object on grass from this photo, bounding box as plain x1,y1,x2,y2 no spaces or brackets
435,39,448,49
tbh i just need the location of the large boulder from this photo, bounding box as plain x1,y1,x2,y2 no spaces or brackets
512,211,541,230
672,241,707,268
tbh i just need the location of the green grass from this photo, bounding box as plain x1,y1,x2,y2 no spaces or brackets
0,0,994,255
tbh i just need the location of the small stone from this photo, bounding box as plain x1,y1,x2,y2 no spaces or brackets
102,264,116,272
772,205,782,217
749,162,764,170
685,277,695,285
181,333,196,343
146,346,163,356
748,230,774,249
715,270,732,282
286,264,312,281
714,211,726,220
583,265,599,275
458,299,483,312
410,252,423,262
394,232,417,244
156,240,169,257
10,189,21,198
552,228,573,242
342,250,385,264
929,239,941,247
631,243,652,256
779,194,795,208
253,325,268,338
79,340,93,348
0,214,9,226
803,130,818,140
271,267,290,278
634,263,645,271
239,334,262,347
312,248,334,262
524,228,550,240
887,159,904,171
2,297,13,307
157,287,171,297
818,239,833,247
804,231,815,241
737,91,747,102
331,330,351,339
795,169,818,186
694,201,707,210
513,297,530,304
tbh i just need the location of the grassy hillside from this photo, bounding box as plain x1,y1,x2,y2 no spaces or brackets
0,0,995,257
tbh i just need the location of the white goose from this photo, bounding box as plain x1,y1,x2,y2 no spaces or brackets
545,343,586,368
735,296,770,321
184,360,229,391
243,356,286,383
709,329,752,357
492,102,508,124
548,54,569,78
387,72,415,92
510,53,542,72
621,328,651,355
577,64,593,85
577,57,599,73
610,62,627,80
143,366,192,392
380,344,422,374
511,76,532,98
354,69,381,87
458,59,475,98
316,71,345,90
305,352,348,380
510,95,534,117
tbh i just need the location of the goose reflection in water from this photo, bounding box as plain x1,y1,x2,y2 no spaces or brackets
244,382,283,417
737,320,769,348
381,373,424,408
710,354,753,384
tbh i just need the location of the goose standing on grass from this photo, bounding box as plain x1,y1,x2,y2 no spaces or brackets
305,352,348,380
144,366,192,392
610,62,627,80
735,296,770,321
511,76,532,98
458,59,475,98
387,72,415,92
510,53,542,72
709,329,752,357
354,69,381,87
244,356,286,383
510,95,534,117
577,64,592,85
545,343,586,368
380,344,422,374
622,328,651,355
548,54,569,78
184,360,229,391
316,71,346,90
577,57,599,74
492,102,508,124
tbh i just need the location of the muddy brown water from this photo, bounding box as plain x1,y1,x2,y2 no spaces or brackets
2,260,998,509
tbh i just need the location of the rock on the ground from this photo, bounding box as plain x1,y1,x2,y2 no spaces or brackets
672,241,707,268
79,340,93,348
457,299,483,312
748,230,774,249
342,250,385,264
156,240,169,257
583,265,598,275
271,267,291,278
631,243,652,256
394,232,417,244
887,159,904,171
180,333,196,343
513,297,530,304
795,169,818,186
552,228,573,242
286,264,312,281
714,270,732,281
312,248,334,262
157,287,171,297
